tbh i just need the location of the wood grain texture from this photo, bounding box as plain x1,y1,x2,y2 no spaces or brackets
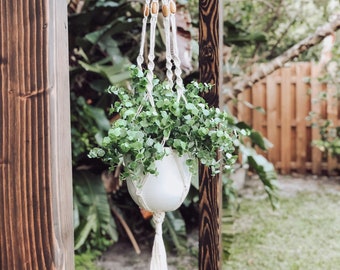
266,70,279,164
310,64,322,174
280,67,292,174
198,0,223,269
252,81,266,136
295,63,309,174
238,88,252,125
49,1,74,268
326,82,338,174
0,1,73,269
230,62,340,174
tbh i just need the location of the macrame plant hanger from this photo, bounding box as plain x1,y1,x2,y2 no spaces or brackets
137,0,186,103
135,1,187,269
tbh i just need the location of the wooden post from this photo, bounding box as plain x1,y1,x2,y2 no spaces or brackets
0,1,74,269
199,0,223,269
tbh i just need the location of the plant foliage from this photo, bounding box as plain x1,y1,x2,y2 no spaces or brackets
73,170,118,252
68,0,284,261
89,66,240,180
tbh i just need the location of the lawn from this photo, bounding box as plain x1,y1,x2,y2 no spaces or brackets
96,176,340,270
224,176,340,270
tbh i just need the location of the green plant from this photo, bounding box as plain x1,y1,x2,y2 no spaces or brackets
312,120,340,157
309,56,340,158
89,66,241,180
235,122,279,208
67,0,279,260
68,1,142,258
224,187,340,269
75,251,102,270
73,170,118,253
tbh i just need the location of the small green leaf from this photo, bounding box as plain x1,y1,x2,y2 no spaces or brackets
154,142,164,153
102,137,111,146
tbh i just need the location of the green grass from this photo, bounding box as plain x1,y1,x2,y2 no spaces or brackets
223,190,340,270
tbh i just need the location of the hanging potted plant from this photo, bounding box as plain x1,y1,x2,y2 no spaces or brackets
89,0,241,268
89,66,239,207
89,66,239,269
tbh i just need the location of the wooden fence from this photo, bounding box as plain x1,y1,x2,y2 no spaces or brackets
229,62,340,175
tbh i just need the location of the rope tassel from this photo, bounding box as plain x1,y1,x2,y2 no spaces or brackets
150,212,168,270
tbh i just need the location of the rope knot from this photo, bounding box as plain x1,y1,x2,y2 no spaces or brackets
153,212,165,236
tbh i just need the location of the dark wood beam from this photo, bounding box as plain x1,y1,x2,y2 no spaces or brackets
198,0,223,269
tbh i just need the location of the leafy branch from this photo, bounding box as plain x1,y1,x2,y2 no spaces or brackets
225,13,340,102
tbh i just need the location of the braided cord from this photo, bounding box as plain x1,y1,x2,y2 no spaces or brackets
137,0,150,70
145,0,159,107
137,0,186,106
169,0,186,102
161,0,174,89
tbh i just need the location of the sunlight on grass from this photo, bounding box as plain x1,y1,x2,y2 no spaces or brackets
223,190,340,270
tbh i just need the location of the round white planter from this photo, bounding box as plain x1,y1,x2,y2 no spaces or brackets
126,148,192,212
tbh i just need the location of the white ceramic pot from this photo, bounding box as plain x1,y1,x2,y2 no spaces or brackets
126,148,192,212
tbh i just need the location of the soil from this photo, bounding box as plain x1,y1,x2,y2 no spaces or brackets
96,174,340,270
97,233,198,270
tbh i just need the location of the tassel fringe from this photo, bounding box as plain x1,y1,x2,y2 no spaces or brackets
150,212,168,270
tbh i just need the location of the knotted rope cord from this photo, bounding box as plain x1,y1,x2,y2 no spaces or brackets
135,0,151,117
137,0,158,108
160,0,187,103
136,0,150,70
144,0,159,108
137,0,186,103
169,0,187,103
132,2,192,264
150,212,167,270
161,0,174,89
135,3,167,269
136,0,186,145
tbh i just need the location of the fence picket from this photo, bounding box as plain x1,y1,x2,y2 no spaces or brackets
295,63,309,174
252,80,266,139
231,62,339,175
310,64,322,174
266,70,279,166
237,87,252,125
326,82,338,175
280,66,292,174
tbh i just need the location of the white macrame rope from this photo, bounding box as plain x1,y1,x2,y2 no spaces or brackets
137,0,186,103
133,3,190,270
136,0,189,156
150,212,168,270
137,0,150,70
168,0,187,103
145,0,158,107
161,0,174,89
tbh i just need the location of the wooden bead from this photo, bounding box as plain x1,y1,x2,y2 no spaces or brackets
162,5,169,17
144,5,149,17
170,1,176,14
151,1,159,15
